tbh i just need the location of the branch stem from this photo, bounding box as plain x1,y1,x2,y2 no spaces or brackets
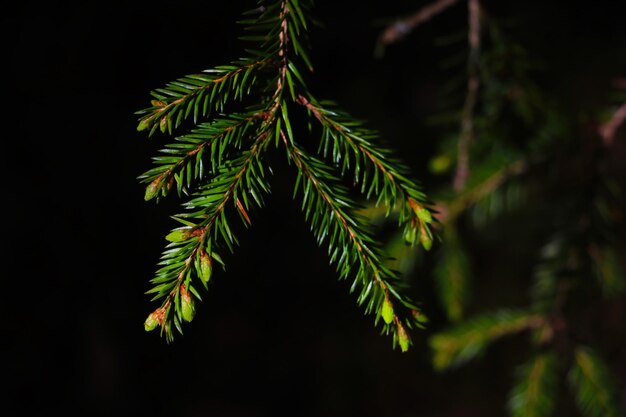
453,0,481,191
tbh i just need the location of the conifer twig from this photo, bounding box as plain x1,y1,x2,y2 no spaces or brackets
438,159,527,224
453,0,481,191
137,0,434,349
377,0,460,48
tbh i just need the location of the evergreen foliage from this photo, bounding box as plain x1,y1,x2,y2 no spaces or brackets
508,353,558,417
136,0,434,350
429,309,543,370
134,1,625,415
376,1,625,416
568,346,621,417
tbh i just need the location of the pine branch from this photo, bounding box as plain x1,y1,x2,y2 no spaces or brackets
430,309,544,370
440,158,527,224
508,353,559,417
139,111,265,200
568,346,620,417
296,94,435,250
137,0,434,349
145,128,273,341
136,59,271,136
141,1,290,341
283,139,425,351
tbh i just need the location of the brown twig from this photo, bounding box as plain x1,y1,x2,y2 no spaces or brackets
377,0,460,51
599,101,626,147
453,0,481,191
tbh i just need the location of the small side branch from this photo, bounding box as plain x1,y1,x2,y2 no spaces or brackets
453,0,481,191
378,0,460,48
442,159,527,224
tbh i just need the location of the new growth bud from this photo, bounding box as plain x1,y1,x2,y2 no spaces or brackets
403,226,417,245
381,296,394,324
144,308,164,331
420,226,432,251
166,228,191,242
137,118,151,132
420,234,432,251
416,207,432,223
397,323,410,352
412,309,429,329
144,314,159,331
159,116,168,133
407,199,434,248
199,251,213,285
180,286,195,322
144,178,161,201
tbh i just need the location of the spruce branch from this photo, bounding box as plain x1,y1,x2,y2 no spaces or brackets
438,158,527,224
375,0,483,191
137,0,434,349
508,353,559,417
145,128,273,341
378,1,626,414
139,112,265,200
296,94,435,249
430,310,545,370
568,346,620,417
136,58,271,137
283,139,425,350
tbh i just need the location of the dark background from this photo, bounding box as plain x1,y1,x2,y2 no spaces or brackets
4,1,626,416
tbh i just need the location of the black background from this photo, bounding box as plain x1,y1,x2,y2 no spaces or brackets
4,1,626,416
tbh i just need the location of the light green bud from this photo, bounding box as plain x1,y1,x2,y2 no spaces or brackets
199,252,213,284
144,311,160,331
420,230,432,251
413,309,429,324
137,119,151,132
166,228,190,242
144,178,160,201
159,116,168,133
181,288,195,322
381,297,394,324
403,226,417,245
398,324,410,352
416,207,432,223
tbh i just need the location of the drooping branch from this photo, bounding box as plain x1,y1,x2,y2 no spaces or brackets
139,0,434,349
296,94,431,215
283,135,420,350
